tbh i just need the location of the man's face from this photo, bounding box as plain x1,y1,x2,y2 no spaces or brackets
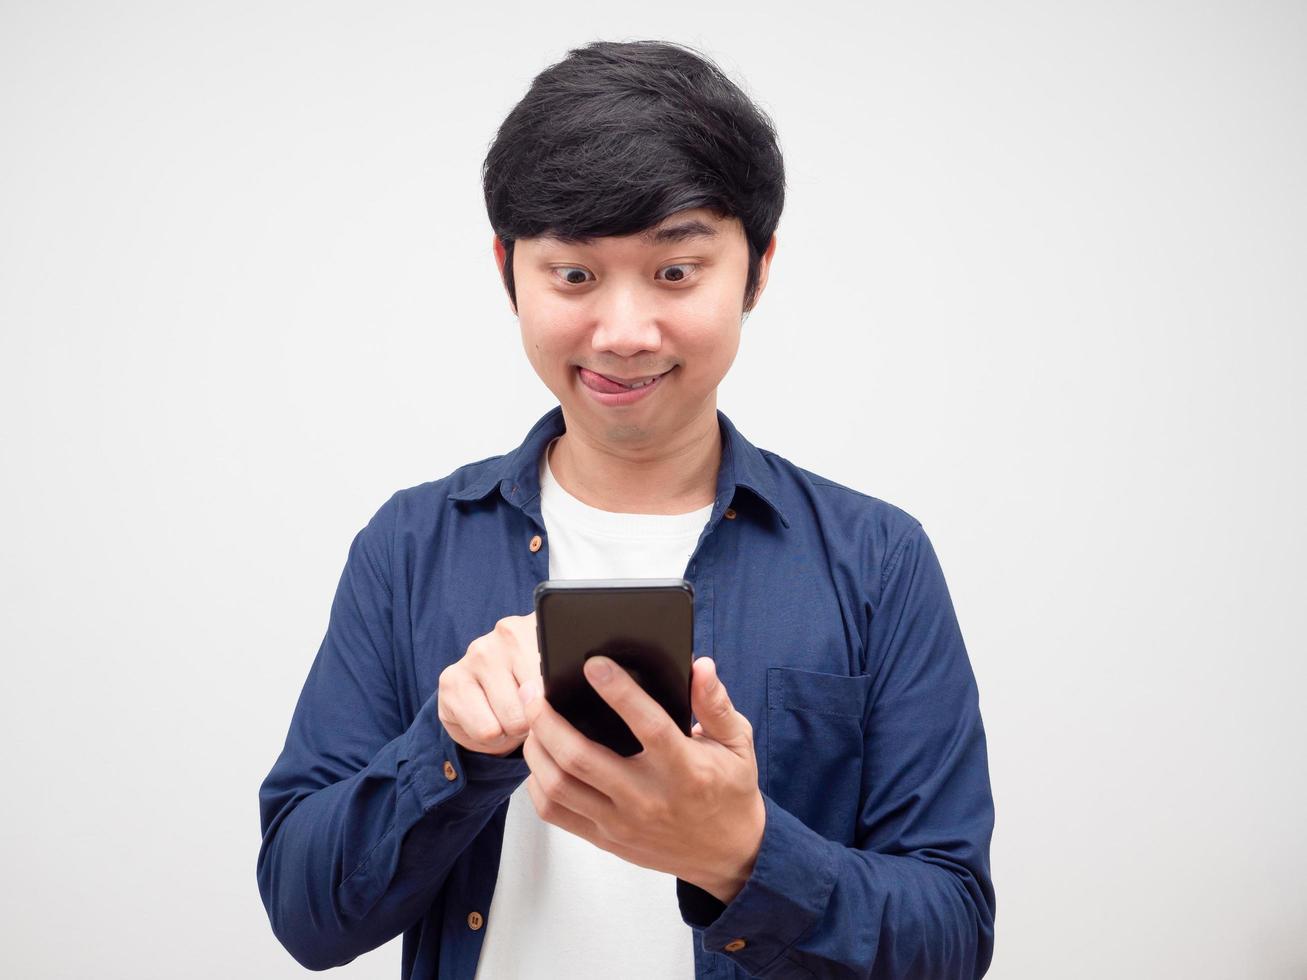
495,207,775,446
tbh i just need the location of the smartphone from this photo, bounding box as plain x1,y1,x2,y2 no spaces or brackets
533,578,694,758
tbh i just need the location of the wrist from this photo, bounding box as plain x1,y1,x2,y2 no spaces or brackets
696,792,766,905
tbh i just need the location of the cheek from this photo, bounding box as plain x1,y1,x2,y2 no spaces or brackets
519,313,576,362
681,281,747,338
682,310,742,364
516,279,578,343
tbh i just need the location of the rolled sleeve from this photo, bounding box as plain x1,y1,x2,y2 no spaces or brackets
403,689,532,814
678,792,841,974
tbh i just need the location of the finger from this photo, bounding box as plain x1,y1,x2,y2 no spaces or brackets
524,685,629,799
523,771,615,849
523,772,663,874
691,657,752,745
441,675,510,749
582,656,683,756
510,614,543,719
521,730,617,827
477,662,529,739
444,717,513,754
511,657,544,722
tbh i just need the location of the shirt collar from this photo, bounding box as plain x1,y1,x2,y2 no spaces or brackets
447,405,791,529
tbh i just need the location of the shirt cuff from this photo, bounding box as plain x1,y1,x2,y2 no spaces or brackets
677,792,840,974
400,691,531,813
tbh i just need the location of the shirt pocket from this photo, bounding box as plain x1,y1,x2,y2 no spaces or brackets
764,666,871,845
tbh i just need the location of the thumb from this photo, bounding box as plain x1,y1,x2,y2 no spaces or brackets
690,657,750,747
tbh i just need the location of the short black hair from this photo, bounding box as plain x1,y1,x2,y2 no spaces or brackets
482,39,785,313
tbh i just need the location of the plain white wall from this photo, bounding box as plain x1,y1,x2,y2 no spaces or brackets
2,1,1304,977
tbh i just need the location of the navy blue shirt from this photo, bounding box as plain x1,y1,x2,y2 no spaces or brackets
257,405,996,978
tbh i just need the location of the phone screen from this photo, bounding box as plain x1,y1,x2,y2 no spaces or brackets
533,579,694,757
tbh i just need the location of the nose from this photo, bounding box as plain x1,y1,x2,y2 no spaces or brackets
589,282,662,358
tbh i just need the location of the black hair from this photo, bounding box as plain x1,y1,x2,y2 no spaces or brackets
481,39,785,313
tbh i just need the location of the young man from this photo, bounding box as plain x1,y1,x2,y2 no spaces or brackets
258,40,996,980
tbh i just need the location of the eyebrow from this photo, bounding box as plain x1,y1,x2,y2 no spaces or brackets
641,219,719,245
539,219,720,248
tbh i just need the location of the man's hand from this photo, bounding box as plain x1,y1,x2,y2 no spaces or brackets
517,654,766,905
438,613,541,757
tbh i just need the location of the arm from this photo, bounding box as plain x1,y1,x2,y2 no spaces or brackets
256,495,530,970
677,522,996,979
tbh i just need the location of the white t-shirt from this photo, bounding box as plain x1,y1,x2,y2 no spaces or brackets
472,437,714,979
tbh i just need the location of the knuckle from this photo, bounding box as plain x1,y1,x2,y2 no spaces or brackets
538,768,565,799
437,692,458,725
627,799,653,831
692,764,718,797
648,717,676,745
632,796,661,825
539,796,562,822
609,814,637,846
558,746,588,777
562,747,593,778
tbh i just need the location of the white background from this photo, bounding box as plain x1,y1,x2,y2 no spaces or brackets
2,1,1304,977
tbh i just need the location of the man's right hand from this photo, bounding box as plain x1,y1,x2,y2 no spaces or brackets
437,612,542,757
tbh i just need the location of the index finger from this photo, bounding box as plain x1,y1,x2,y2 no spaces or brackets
502,612,543,688
582,657,684,756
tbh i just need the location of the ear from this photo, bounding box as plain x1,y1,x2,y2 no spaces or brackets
745,233,778,313
492,235,517,316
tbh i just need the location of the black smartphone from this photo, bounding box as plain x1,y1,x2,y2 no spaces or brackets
533,578,694,758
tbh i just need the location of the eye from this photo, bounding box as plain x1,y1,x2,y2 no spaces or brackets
656,263,699,284
550,263,700,287
553,266,594,286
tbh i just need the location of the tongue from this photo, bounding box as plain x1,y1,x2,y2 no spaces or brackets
582,368,633,394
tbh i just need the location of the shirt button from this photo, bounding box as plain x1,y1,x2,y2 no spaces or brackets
467,911,484,930
443,760,457,781
723,507,737,520
529,534,542,552
724,938,747,952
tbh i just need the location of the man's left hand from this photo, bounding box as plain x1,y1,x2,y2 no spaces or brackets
518,654,766,905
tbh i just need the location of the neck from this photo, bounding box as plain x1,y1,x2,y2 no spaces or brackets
548,401,722,515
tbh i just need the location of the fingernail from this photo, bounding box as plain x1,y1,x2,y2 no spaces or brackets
586,657,613,683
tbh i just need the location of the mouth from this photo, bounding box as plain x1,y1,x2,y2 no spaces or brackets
576,366,673,405
581,367,670,390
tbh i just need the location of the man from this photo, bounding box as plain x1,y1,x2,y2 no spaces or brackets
257,39,996,979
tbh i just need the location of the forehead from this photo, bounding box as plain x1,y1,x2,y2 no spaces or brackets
532,210,737,250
